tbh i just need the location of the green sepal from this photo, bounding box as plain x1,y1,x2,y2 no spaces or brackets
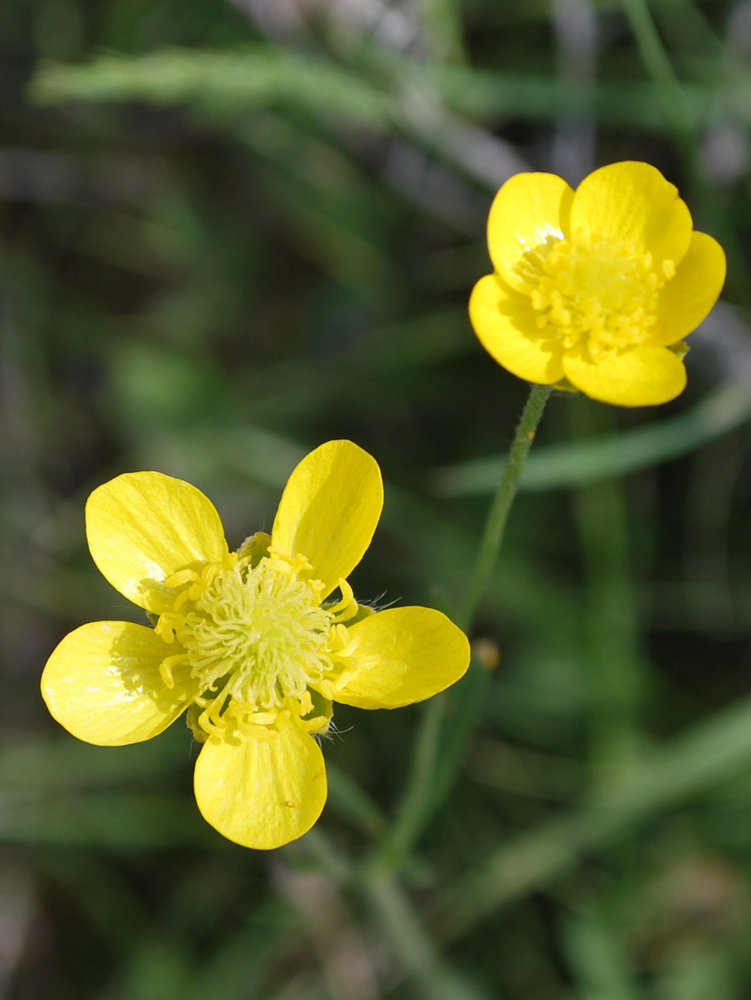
302,686,333,734
186,703,208,743
343,602,376,626
236,530,271,567
668,340,690,360
550,377,580,394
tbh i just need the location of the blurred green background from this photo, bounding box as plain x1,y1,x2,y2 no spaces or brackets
3,0,751,997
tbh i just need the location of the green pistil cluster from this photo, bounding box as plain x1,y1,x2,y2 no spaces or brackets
155,550,355,740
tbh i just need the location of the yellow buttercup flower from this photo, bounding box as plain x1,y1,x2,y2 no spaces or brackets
470,161,726,406
42,441,470,850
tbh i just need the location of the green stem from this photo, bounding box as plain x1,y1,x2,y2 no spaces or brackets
376,383,553,866
375,686,448,866
302,831,487,1000
364,869,489,1000
457,382,553,631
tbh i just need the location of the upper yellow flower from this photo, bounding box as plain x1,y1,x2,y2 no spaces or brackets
469,161,726,406
41,441,470,850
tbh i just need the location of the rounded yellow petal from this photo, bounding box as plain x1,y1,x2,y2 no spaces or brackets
487,172,574,290
41,621,196,746
271,441,383,600
562,345,687,407
333,607,470,710
194,717,327,850
651,231,726,347
470,274,565,384
570,161,692,269
87,472,229,615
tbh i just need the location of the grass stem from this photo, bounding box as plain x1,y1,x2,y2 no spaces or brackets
377,383,553,867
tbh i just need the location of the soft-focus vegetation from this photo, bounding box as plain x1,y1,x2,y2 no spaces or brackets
3,0,751,996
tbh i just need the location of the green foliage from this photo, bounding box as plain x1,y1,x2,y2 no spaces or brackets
32,48,394,127
1,0,751,997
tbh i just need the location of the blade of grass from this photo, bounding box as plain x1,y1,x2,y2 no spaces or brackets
437,690,751,939
563,908,644,1000
30,49,392,127
570,400,645,779
326,762,387,837
418,0,467,64
621,0,749,303
364,870,491,1000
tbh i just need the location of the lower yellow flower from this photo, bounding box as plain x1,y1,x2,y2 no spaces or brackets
42,441,470,849
470,161,726,406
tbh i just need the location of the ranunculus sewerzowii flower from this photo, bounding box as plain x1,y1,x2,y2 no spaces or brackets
470,161,726,406
42,441,470,849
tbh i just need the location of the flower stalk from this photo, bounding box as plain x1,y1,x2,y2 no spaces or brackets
377,382,552,867
457,382,553,631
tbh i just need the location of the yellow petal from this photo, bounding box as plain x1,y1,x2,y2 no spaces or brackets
87,472,229,614
271,441,383,600
562,345,687,407
650,231,726,347
194,717,327,849
41,621,196,746
470,274,565,384
570,161,692,269
487,172,574,290
333,607,470,710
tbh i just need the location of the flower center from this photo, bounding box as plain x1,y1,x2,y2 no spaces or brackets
154,548,358,740
517,237,674,360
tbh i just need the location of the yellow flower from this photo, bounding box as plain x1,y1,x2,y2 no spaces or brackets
42,441,470,850
469,161,726,406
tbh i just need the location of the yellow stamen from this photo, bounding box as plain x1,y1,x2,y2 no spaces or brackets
153,551,368,741
517,236,667,360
